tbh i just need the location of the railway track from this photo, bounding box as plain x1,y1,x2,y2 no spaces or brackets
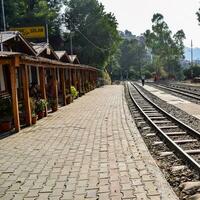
151,83,200,101
127,81,200,174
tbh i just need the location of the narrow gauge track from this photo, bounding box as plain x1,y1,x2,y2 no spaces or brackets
127,81,200,173
151,83,200,101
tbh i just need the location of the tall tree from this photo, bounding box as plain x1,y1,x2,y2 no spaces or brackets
144,13,185,80
63,0,121,68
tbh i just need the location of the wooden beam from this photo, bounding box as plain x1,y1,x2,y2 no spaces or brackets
39,67,47,116
22,65,32,126
10,61,20,132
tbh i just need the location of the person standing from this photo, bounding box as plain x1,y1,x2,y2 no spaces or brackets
141,75,145,86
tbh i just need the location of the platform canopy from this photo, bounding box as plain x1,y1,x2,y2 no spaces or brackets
31,42,59,60
55,51,71,63
0,31,36,55
68,55,80,64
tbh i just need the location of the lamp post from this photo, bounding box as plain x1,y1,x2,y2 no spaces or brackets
1,0,6,51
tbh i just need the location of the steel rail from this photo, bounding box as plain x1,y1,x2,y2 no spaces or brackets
127,82,200,173
152,83,200,101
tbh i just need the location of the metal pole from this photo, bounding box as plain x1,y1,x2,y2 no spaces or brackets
46,23,49,44
1,0,6,31
0,32,3,51
191,40,193,67
70,23,73,55
70,32,73,55
1,0,6,51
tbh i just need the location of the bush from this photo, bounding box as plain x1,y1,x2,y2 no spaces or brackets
35,99,48,113
0,96,12,120
70,86,79,98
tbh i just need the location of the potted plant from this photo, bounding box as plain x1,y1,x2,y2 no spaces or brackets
70,86,79,100
0,96,13,132
30,98,37,124
49,98,58,112
36,99,48,119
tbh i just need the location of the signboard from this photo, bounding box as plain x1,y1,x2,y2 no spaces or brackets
10,26,46,39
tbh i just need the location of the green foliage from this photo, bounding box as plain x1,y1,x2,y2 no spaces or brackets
0,97,12,120
35,99,48,113
144,13,185,80
0,0,63,48
63,0,121,68
1,0,121,68
70,86,78,98
184,65,200,79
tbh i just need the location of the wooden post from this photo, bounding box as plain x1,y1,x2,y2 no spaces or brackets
83,69,87,93
22,65,32,126
68,68,72,94
77,69,81,95
81,70,84,93
52,68,58,109
60,68,66,106
73,68,77,89
10,61,20,132
68,68,72,103
39,67,47,116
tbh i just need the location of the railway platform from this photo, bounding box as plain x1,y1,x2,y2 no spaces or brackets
143,84,200,120
0,85,177,200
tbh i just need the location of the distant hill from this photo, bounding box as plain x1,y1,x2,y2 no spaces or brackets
184,47,200,61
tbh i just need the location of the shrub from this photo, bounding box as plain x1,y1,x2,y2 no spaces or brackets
70,86,78,98
35,99,48,113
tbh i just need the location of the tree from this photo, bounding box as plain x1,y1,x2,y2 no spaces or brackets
144,13,185,80
118,36,150,80
0,0,63,48
63,0,121,68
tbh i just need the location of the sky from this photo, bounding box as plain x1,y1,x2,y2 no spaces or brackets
98,0,200,47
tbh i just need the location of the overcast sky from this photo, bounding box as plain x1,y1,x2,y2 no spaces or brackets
98,0,200,47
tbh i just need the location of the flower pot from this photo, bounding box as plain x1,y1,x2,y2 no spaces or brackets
51,106,57,112
0,121,12,132
32,116,37,124
37,111,44,119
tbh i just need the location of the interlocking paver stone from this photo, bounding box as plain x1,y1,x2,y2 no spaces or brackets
0,85,178,199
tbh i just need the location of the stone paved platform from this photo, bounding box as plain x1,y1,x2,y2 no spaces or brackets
0,85,177,200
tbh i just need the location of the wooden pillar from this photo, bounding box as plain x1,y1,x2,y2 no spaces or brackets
39,67,47,116
71,69,74,86
77,69,81,95
84,70,87,92
73,68,77,88
60,68,66,106
80,69,84,95
89,71,92,90
22,65,31,126
52,68,58,109
10,61,20,132
68,68,72,89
